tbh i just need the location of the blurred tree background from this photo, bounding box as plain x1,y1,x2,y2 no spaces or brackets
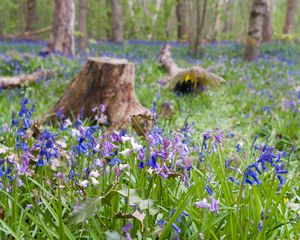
0,0,298,42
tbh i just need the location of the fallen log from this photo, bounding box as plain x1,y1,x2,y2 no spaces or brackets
157,44,225,94
43,57,154,135
2,26,51,41
0,70,54,89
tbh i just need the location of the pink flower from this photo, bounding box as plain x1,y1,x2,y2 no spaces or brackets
195,197,219,213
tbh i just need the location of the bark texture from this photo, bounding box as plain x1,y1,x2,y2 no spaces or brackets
111,0,124,42
0,70,54,89
223,0,233,33
25,0,37,33
244,0,267,61
176,0,187,41
283,0,298,34
79,0,88,53
50,0,75,56
158,44,225,94
262,0,272,42
188,0,207,55
213,0,223,40
43,58,153,134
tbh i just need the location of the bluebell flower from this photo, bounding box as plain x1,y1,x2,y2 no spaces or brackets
0,166,4,177
157,219,165,227
205,185,213,195
147,153,159,169
245,143,288,187
172,223,181,233
37,158,44,167
69,170,75,180
109,157,122,166
236,144,241,153
138,161,145,169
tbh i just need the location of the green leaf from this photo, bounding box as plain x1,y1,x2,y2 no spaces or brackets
159,185,196,239
67,196,103,225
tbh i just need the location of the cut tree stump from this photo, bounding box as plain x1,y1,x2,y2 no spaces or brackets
157,44,225,94
0,70,54,89
43,57,154,135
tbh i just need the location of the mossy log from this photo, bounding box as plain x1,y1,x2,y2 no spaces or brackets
157,44,225,93
43,57,154,135
0,70,54,89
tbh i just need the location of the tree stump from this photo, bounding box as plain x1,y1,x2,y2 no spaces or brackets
43,57,153,135
158,44,225,94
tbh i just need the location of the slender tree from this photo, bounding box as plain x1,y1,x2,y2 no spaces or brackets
244,0,267,61
50,0,75,56
188,0,207,55
223,0,233,33
176,0,187,42
79,0,87,53
262,0,272,42
25,0,37,33
283,0,298,34
111,0,124,42
213,0,223,40
106,0,113,40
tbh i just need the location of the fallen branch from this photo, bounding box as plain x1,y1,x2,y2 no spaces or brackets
157,44,225,93
0,70,54,89
2,26,51,41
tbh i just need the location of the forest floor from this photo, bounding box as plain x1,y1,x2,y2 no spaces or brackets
0,40,300,239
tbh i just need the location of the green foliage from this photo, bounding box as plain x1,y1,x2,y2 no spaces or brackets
0,0,299,41
0,41,299,239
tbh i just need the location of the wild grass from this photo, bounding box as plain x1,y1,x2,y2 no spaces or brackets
0,40,299,239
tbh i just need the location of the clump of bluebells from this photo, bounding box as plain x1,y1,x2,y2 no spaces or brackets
0,95,294,239
244,144,288,188
12,98,35,152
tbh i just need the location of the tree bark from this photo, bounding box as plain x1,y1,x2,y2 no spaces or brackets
79,0,88,53
262,0,272,42
176,0,187,42
213,0,223,40
111,0,124,42
106,0,113,40
244,0,267,61
50,0,75,56
283,0,298,34
43,58,153,135
188,0,207,55
223,0,233,33
0,70,54,89
158,44,225,94
25,0,37,34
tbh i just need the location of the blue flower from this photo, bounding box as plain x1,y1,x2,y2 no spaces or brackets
205,185,213,195
172,223,181,233
109,157,122,166
157,219,165,227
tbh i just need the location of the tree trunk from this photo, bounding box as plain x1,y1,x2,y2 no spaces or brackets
283,0,298,34
262,0,272,42
43,58,153,135
111,0,124,42
50,0,75,56
223,0,233,33
79,0,88,53
244,0,267,61
188,0,207,55
176,0,187,42
213,0,223,40
25,0,37,34
105,0,113,40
